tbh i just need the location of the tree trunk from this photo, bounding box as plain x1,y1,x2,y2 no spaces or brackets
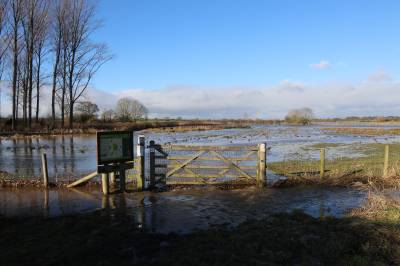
11,24,18,131
69,101,74,129
35,53,41,122
51,33,61,129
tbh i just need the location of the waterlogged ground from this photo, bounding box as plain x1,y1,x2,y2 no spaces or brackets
1,125,400,178
1,124,400,232
0,186,365,234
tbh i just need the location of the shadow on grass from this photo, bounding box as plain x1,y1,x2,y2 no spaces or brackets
1,207,399,265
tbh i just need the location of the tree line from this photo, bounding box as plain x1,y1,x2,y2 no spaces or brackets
75,97,148,123
0,0,111,131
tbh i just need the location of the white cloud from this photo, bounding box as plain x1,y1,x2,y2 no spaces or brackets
310,60,331,70
367,69,392,82
1,71,399,119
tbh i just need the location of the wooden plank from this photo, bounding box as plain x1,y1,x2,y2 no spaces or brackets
245,150,256,157
166,150,205,177
162,144,258,151
167,164,255,170
217,168,230,177
211,151,253,179
167,156,256,161
67,171,98,188
166,180,256,185
168,173,257,178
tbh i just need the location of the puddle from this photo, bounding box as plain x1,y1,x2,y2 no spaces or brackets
0,186,366,234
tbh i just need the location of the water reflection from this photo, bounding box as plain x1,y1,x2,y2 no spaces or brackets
0,187,366,234
2,125,400,178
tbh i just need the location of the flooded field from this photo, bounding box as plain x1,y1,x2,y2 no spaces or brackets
0,186,365,234
1,125,400,178
1,124,399,231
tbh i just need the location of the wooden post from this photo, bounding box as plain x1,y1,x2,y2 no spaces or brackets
383,144,390,177
320,148,325,178
257,143,266,187
149,140,155,188
101,173,109,195
119,164,126,192
136,135,145,190
41,152,49,187
110,171,116,185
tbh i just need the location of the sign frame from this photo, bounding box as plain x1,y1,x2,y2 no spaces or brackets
96,131,134,165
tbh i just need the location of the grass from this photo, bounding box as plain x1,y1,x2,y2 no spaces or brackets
322,127,400,136
1,192,400,265
269,143,400,189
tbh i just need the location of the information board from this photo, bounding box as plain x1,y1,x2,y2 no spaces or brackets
97,131,134,165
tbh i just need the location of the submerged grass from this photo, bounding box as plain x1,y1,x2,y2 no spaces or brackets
270,143,400,189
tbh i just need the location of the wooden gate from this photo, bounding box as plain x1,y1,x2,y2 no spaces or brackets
148,142,266,186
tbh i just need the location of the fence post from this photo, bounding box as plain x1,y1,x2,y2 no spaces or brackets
257,143,266,187
119,165,126,192
136,135,146,191
41,152,49,188
320,148,325,178
383,144,390,177
101,173,109,195
149,140,156,189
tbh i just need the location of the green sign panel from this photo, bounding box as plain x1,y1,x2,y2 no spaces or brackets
97,131,134,165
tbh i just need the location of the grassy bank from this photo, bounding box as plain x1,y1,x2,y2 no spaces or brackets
269,143,400,189
1,192,400,265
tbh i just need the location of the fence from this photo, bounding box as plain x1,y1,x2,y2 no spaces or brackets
56,136,400,194
148,142,266,186
268,144,398,180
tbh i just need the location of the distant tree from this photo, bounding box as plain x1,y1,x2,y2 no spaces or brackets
115,97,148,122
101,109,114,122
75,101,99,123
285,107,314,125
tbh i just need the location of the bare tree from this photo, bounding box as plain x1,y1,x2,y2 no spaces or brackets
33,0,49,122
10,0,23,130
0,0,8,118
50,0,66,128
61,0,111,129
115,97,148,122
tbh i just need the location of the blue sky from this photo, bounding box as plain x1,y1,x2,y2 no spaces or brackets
92,0,400,91
3,0,399,118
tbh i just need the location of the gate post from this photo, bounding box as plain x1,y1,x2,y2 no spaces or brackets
149,140,156,189
136,135,146,191
257,143,266,187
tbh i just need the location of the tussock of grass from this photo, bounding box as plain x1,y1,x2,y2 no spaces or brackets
350,192,400,224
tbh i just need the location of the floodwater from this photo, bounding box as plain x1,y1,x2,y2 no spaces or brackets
1,125,400,178
0,186,365,234
1,124,396,232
